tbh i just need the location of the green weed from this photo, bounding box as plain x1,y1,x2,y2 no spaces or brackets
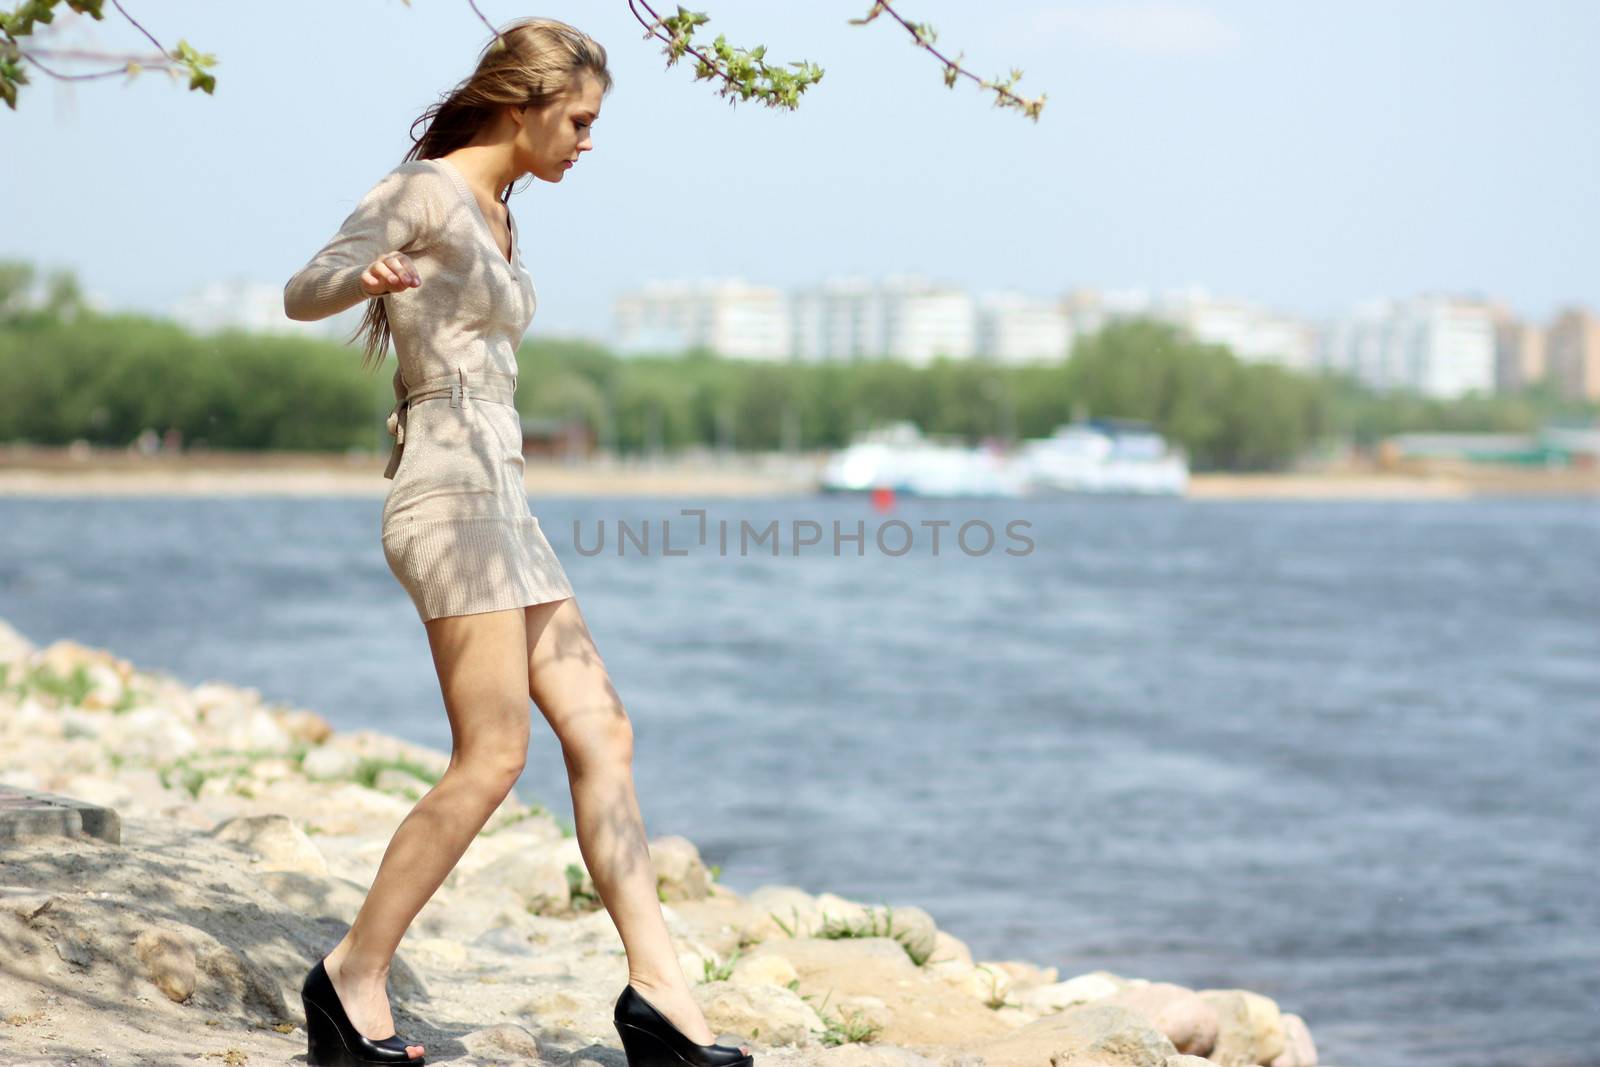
700,949,742,983
566,863,601,910
352,756,440,791
155,744,312,799
791,984,881,1046
25,663,93,706
815,904,932,966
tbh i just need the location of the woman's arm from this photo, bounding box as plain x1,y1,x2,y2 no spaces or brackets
283,162,441,322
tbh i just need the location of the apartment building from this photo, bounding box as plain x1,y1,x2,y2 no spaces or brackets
975,292,1074,365
1318,294,1497,399
613,279,790,361
1546,306,1600,402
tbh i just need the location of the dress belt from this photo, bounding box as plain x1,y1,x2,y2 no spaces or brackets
383,365,518,479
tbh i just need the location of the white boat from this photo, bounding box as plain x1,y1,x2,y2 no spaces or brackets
819,421,1027,497
819,418,1188,498
1015,419,1188,495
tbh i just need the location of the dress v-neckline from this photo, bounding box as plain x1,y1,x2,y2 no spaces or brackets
433,157,515,266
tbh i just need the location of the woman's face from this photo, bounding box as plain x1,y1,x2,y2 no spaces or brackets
519,72,604,184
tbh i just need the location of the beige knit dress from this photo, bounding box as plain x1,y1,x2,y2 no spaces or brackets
284,157,576,622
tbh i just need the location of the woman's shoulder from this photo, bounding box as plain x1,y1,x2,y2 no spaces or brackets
354,157,447,200
358,158,454,228
373,157,450,195
391,157,445,178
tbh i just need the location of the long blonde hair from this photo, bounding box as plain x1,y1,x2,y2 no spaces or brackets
350,17,612,370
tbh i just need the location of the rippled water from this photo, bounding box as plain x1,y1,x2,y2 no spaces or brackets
3,491,1596,1067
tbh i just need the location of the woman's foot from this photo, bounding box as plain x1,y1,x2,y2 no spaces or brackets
324,947,425,1061
626,976,750,1056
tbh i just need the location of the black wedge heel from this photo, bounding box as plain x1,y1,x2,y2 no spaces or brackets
613,984,753,1067
301,958,425,1066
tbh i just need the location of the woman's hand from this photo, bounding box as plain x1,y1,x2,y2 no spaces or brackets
359,251,422,296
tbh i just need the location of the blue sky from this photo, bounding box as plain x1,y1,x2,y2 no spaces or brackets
4,1,1596,341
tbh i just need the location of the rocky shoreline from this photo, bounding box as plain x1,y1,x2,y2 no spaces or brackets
0,619,1326,1067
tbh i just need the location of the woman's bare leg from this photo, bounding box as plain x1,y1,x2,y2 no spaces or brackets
323,606,533,1061
523,596,748,1054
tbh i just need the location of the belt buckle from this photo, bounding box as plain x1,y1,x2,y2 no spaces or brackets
385,402,406,444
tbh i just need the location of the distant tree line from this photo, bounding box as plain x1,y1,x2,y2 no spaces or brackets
0,263,1590,471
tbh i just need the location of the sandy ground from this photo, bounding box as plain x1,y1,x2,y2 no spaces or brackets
1183,467,1600,499
0,448,824,499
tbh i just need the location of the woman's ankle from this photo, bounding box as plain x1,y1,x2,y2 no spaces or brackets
327,942,392,983
626,970,690,997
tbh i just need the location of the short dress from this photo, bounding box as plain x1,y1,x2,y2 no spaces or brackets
283,157,575,622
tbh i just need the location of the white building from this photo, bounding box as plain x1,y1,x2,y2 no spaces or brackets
761,274,978,364
613,279,790,360
791,277,889,362
1154,286,1317,370
1062,286,1316,370
1319,294,1497,399
881,275,976,365
1061,287,1155,338
975,292,1074,365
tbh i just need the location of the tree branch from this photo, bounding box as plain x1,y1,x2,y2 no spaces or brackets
1,0,215,108
8,45,172,81
628,0,824,110
850,1,1045,121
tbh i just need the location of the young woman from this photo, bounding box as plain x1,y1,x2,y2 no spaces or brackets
283,18,752,1067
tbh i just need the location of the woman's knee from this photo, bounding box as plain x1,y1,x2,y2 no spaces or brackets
560,712,633,774
449,747,528,801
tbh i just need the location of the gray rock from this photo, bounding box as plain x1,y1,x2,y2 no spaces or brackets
301,746,359,781
210,813,328,875
650,834,713,901
373,767,432,797
103,707,200,761
473,925,541,957
458,1023,544,1063
456,846,571,914
697,979,824,1046
1268,1012,1319,1067
817,1044,944,1067
0,786,121,845
877,903,939,963
1198,988,1286,1067
969,1001,1179,1066
1103,981,1219,1056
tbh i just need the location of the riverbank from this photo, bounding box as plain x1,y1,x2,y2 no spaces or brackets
4,445,1594,501
1185,464,1600,499
0,445,823,498
0,618,1325,1066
